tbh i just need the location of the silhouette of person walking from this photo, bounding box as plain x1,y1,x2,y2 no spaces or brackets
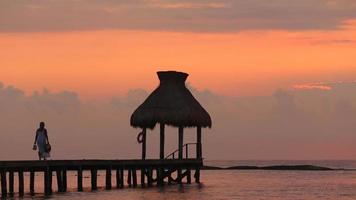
33,122,51,160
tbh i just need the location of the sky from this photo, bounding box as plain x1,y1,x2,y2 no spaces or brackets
0,0,356,160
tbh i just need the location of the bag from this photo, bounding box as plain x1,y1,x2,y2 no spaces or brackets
32,144,37,151
45,144,51,153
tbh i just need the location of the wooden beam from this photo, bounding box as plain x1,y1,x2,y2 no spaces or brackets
142,128,147,160
160,123,165,159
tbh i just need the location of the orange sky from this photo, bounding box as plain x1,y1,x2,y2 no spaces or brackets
1,21,356,99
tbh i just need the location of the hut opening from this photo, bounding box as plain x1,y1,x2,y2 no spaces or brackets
130,71,212,160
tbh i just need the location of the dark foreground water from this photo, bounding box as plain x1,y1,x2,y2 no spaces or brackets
8,160,356,199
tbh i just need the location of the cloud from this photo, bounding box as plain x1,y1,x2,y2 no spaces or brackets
1,0,356,32
293,84,332,90
1,81,356,160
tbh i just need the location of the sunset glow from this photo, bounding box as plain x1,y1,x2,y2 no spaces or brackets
1,21,356,99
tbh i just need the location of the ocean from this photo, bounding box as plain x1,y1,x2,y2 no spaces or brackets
5,160,356,199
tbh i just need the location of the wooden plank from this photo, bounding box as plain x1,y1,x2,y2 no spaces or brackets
0,159,202,171
30,171,35,195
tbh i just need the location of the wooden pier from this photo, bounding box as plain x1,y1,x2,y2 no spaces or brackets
0,159,202,197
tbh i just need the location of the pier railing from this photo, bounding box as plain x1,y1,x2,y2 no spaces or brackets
165,143,197,159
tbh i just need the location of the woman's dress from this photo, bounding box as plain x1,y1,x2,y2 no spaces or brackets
36,129,50,159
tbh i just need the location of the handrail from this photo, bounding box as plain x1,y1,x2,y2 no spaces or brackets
165,143,197,159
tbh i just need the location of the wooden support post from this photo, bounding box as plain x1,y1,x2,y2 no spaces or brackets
167,169,173,185
178,126,184,159
142,128,147,160
50,170,53,194
178,126,184,184
0,170,7,198
187,169,192,184
56,170,63,192
30,171,35,195
44,167,51,196
195,168,200,183
106,167,112,190
9,171,14,196
141,169,145,188
77,167,83,192
196,126,202,183
197,126,202,159
91,169,98,190
160,123,165,159
62,169,67,192
177,169,182,184
19,170,25,197
132,169,137,188
147,168,153,187
119,168,124,188
116,169,120,188
127,169,132,187
158,168,164,186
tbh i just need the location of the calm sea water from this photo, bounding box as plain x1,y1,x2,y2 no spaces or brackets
7,160,356,200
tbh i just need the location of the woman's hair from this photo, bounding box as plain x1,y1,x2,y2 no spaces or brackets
39,122,45,127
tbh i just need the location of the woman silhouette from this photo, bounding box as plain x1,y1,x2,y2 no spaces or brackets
33,122,51,160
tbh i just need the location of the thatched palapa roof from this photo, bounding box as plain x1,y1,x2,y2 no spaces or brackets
130,71,212,129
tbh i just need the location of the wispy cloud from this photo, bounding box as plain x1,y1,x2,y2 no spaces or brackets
1,0,356,32
293,84,332,91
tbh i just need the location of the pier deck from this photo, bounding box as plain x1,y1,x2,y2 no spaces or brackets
0,159,202,197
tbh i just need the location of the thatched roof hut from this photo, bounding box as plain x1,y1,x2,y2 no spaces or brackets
130,71,211,162
130,71,212,129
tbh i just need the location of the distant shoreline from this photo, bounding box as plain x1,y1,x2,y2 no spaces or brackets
202,165,355,171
